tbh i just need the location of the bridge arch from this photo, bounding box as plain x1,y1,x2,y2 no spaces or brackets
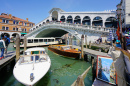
92,16,103,26
46,19,49,23
105,17,117,28
74,16,81,24
52,11,58,21
60,15,65,22
67,15,73,23
82,16,91,25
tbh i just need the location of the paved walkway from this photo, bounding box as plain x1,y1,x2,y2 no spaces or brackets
91,43,110,49
92,78,113,86
72,45,110,57
0,51,16,66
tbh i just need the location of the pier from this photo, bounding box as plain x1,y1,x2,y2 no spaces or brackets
0,51,23,70
72,45,110,57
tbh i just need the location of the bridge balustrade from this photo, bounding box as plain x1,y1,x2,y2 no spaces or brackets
29,22,117,35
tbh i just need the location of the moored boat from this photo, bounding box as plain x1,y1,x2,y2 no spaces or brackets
13,47,51,86
48,45,81,59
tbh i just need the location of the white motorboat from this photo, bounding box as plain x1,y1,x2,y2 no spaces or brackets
13,47,51,86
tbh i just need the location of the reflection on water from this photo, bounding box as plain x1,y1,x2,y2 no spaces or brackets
0,44,92,86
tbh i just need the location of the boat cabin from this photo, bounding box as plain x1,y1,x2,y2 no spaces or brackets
19,48,48,64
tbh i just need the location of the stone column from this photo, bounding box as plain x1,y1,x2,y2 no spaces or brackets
16,34,20,62
81,35,84,59
85,35,87,48
24,36,27,52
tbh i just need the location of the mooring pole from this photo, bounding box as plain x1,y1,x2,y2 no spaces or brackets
16,34,20,62
24,36,27,52
89,41,91,49
81,35,84,60
85,35,87,48
65,37,67,45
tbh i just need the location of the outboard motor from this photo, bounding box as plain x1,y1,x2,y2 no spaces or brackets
30,73,34,82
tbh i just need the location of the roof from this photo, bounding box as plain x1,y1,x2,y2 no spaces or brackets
25,47,45,52
0,13,34,24
49,8,64,13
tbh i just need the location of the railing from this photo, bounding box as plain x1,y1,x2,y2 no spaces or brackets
27,22,117,37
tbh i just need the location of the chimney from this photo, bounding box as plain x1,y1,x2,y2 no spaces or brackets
9,14,12,19
26,18,28,22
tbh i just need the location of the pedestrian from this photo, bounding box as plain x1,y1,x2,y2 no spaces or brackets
0,37,6,60
4,34,10,54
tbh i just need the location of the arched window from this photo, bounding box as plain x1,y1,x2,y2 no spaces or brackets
67,16,73,23
74,16,81,24
60,16,65,22
82,16,91,25
39,24,41,26
92,16,102,26
105,17,117,28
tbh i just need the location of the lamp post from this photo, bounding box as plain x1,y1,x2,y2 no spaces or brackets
116,4,127,50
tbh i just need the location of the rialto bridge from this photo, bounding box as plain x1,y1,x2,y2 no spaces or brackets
27,8,117,43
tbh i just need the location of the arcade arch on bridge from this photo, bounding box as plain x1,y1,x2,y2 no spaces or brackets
74,16,81,24
12,33,19,38
67,16,73,23
82,16,91,25
92,16,103,26
52,11,58,21
105,17,117,28
60,16,65,22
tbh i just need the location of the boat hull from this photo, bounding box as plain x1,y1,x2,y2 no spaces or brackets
13,56,51,86
48,46,80,59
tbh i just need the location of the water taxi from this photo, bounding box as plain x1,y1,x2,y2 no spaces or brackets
13,37,59,48
13,47,51,86
48,45,81,59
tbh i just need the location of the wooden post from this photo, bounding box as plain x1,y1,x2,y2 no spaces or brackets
89,41,91,49
70,36,73,45
16,34,20,62
85,35,87,48
65,37,67,45
81,35,84,59
24,36,27,52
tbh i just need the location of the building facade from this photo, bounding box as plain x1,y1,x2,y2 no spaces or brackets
119,0,130,28
0,13,35,38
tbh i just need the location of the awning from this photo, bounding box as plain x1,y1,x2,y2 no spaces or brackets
21,33,27,34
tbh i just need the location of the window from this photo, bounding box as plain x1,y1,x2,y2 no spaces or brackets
25,23,26,26
28,39,33,43
13,28,15,31
30,24,31,26
16,28,18,31
44,39,47,42
6,27,9,30
13,20,15,24
128,14,130,16
39,39,43,42
22,28,24,32
25,29,26,32
6,20,9,23
34,39,38,43
2,26,5,30
2,19,5,23
16,21,18,25
48,39,51,42
32,24,33,26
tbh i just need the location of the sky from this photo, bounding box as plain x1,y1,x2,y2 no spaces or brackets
0,0,120,24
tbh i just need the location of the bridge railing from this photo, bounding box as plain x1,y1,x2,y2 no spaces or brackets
28,22,117,37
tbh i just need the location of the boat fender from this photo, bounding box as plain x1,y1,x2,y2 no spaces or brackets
30,73,34,82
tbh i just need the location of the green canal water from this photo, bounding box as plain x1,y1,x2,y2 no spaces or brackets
0,43,93,86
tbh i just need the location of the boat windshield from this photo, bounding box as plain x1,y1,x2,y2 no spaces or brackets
62,46,71,50
19,54,48,64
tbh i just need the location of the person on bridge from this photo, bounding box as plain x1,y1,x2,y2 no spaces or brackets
4,34,10,54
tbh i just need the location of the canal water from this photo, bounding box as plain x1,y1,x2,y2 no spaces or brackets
0,43,93,86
